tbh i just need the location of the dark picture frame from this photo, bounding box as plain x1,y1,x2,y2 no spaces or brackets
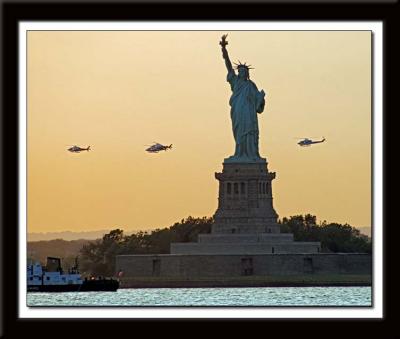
1,0,395,337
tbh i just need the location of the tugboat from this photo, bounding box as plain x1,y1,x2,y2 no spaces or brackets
27,257,119,292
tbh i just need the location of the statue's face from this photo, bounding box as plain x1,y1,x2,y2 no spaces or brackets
238,67,248,79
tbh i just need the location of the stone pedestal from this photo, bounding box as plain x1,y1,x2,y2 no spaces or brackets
170,160,321,255
212,161,280,234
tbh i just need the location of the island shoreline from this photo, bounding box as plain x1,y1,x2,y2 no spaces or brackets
119,274,371,289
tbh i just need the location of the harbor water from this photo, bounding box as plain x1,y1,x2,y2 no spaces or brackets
27,286,371,307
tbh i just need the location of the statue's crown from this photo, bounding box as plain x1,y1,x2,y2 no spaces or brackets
233,61,254,70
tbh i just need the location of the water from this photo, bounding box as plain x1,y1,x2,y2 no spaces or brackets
27,287,371,307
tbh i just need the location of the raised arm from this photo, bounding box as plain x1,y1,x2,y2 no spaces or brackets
220,34,233,73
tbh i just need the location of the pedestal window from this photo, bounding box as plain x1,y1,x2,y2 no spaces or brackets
227,182,232,195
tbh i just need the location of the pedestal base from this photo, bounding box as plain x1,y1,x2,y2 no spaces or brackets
171,233,321,255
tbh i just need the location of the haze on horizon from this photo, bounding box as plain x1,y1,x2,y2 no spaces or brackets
27,30,371,234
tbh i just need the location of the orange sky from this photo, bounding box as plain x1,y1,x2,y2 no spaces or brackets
27,31,371,233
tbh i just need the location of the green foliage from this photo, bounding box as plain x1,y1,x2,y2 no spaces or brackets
280,214,371,253
79,217,213,276
79,229,125,277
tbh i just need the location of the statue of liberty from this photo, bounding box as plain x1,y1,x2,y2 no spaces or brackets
220,34,266,163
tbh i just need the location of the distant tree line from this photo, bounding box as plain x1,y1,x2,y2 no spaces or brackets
28,215,371,277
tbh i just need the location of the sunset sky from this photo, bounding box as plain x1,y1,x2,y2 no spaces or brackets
27,30,371,233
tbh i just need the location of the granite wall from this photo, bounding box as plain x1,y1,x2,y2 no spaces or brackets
116,253,371,278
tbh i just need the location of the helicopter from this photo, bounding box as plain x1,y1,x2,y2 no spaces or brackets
145,142,173,153
67,145,91,153
297,137,325,147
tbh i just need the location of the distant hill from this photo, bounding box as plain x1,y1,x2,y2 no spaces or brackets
28,230,112,241
27,229,154,265
28,228,155,241
28,239,93,265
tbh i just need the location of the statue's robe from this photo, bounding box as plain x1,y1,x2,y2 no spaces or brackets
227,69,265,161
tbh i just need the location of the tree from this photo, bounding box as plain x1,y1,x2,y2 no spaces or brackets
280,215,371,253
78,217,213,276
79,229,125,276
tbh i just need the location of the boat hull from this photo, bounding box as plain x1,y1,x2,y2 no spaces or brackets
28,279,119,292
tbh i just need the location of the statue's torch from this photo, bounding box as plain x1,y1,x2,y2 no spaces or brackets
220,34,228,48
